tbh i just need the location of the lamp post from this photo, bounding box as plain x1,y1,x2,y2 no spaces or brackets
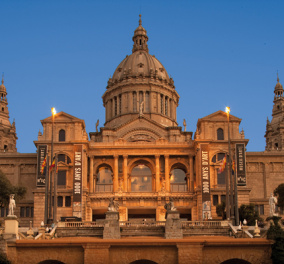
48,107,56,222
225,107,234,224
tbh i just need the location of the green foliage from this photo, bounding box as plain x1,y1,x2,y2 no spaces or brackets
0,252,11,264
216,201,226,220
0,170,26,207
239,204,263,226
274,184,284,209
266,216,284,264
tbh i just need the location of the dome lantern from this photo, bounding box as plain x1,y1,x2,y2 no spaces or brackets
132,14,149,53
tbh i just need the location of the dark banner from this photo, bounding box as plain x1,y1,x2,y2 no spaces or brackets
37,145,47,187
200,144,211,220
73,145,82,217
236,143,246,186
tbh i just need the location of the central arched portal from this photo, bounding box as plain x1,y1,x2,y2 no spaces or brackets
131,164,152,192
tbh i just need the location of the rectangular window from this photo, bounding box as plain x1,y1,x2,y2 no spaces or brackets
160,95,164,114
213,195,219,206
58,171,66,186
57,196,63,207
119,95,122,114
20,207,25,217
133,92,137,112
259,205,264,215
65,196,71,207
26,207,30,217
114,97,117,116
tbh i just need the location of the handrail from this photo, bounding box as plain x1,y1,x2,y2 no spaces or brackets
182,221,229,227
120,221,165,227
58,221,104,228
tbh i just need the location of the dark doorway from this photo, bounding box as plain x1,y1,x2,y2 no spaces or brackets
128,209,156,220
130,260,158,264
38,261,65,264
220,259,251,264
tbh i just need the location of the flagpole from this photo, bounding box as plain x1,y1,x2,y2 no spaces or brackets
226,107,235,225
225,154,230,220
234,160,239,226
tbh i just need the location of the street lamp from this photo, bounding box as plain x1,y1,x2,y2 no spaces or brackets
225,107,234,224
48,108,56,223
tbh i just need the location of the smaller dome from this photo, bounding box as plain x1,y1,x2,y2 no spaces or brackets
275,74,283,91
0,76,6,93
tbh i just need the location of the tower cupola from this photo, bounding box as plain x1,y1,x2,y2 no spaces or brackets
132,15,149,53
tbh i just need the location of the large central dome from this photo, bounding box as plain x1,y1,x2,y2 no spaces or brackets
102,15,179,129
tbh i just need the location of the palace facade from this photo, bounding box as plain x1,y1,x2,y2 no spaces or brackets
0,16,284,228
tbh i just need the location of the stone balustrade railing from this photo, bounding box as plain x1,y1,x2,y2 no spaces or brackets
57,221,104,228
182,220,229,228
119,221,166,227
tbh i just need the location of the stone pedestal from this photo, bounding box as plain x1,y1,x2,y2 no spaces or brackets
103,211,120,239
165,210,183,239
4,216,18,240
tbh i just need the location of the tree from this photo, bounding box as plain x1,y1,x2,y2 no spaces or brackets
239,204,263,226
216,201,226,220
0,170,26,207
274,183,284,209
267,216,284,264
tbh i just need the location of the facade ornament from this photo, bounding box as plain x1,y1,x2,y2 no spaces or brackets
183,119,186,132
139,101,144,116
269,193,277,216
164,197,176,211
108,198,119,212
8,194,16,216
96,119,99,132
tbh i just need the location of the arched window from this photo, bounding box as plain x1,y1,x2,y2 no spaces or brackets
131,164,152,192
217,128,224,140
170,168,187,192
57,154,71,164
96,167,113,192
212,152,226,185
59,129,65,142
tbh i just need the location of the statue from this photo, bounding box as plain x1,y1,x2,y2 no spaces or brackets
183,119,187,132
95,119,99,132
108,198,119,212
139,101,144,116
8,194,16,216
164,197,176,211
269,193,277,216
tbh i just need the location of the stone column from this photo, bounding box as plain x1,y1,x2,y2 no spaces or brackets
123,155,128,192
113,155,119,192
190,156,194,192
164,155,170,192
155,155,160,192
89,156,94,193
94,174,97,193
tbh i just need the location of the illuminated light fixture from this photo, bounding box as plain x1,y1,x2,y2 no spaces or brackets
51,107,56,116
225,106,230,114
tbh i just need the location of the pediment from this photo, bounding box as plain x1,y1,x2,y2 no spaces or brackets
41,111,85,127
198,110,241,124
114,117,168,142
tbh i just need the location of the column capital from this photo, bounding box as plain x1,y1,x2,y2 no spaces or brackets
113,155,119,159
123,155,128,159
155,155,160,159
164,154,169,159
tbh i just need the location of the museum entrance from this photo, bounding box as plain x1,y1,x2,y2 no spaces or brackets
178,208,192,221
128,209,156,221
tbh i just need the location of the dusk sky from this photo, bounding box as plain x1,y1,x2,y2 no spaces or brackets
1,0,284,153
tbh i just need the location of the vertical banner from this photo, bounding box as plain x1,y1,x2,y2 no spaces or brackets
200,144,211,220
73,145,82,218
236,143,246,186
37,145,47,187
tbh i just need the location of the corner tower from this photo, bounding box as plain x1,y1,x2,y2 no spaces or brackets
0,75,17,152
265,74,284,151
102,15,179,129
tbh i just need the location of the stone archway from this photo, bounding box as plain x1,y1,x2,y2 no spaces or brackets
129,260,158,264
38,261,65,264
220,259,251,264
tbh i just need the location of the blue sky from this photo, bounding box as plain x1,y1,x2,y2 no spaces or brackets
1,0,283,153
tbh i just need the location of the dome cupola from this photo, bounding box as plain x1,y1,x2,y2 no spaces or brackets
102,15,179,129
